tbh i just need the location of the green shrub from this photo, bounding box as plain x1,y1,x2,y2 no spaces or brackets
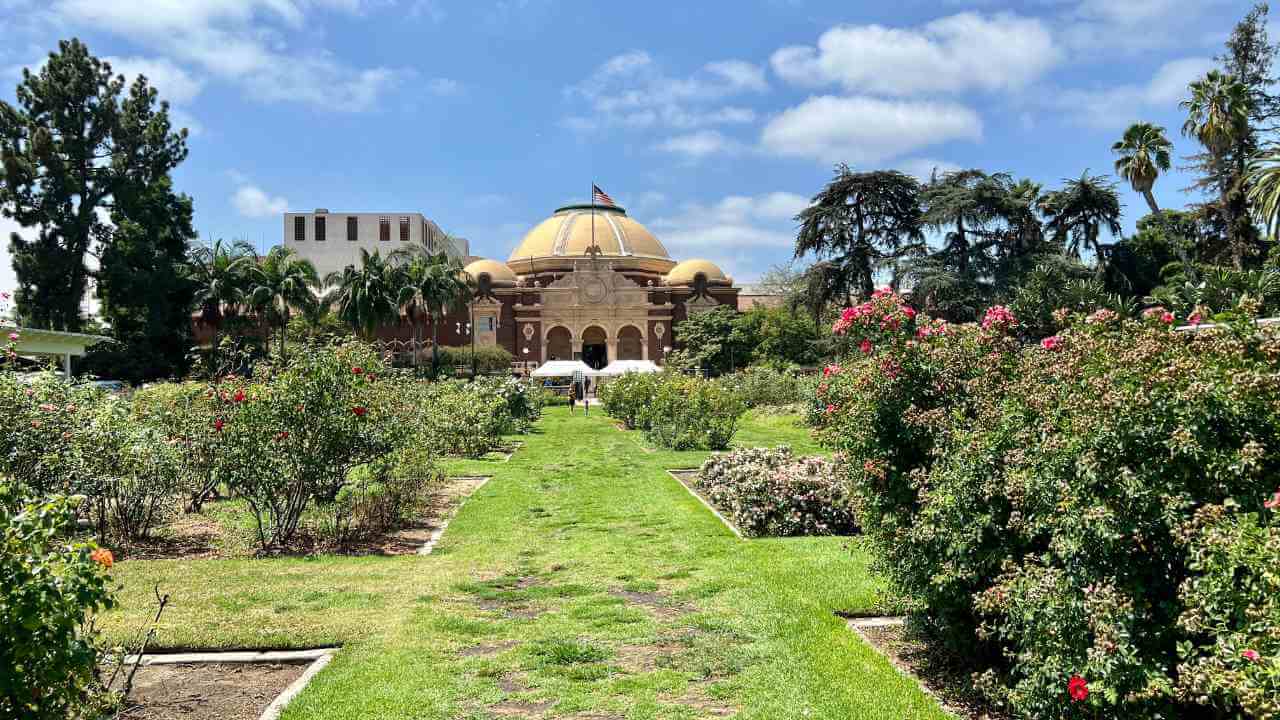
470,376,543,433
639,373,745,450
597,371,659,430
1175,501,1280,718
0,372,101,496
128,382,223,512
73,400,187,542
817,289,1280,719
696,446,852,537
208,341,401,549
435,345,514,375
1,489,116,719
717,365,816,409
415,380,512,458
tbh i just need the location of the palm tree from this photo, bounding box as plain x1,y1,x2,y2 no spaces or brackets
390,246,472,374
1181,71,1250,156
189,239,256,367
247,246,319,364
1183,71,1253,269
1247,149,1280,240
323,249,402,339
1112,122,1173,215
1040,172,1123,279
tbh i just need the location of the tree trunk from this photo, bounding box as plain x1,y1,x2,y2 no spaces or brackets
431,313,440,376
1142,190,1160,215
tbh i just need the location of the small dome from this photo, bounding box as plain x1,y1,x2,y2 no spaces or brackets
665,259,732,287
464,258,518,287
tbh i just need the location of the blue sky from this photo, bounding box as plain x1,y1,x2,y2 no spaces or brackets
0,0,1265,295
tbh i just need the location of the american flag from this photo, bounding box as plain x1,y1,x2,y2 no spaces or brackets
592,184,616,207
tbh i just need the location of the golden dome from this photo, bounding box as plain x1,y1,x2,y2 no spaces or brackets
463,258,518,287
665,259,732,287
507,205,676,274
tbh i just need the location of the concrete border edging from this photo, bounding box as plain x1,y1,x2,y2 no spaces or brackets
417,476,492,555
121,648,335,666
259,651,335,720
665,469,744,540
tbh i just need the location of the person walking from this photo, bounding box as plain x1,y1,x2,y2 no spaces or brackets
582,376,590,416
568,379,578,414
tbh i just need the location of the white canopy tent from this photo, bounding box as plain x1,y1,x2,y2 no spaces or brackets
530,360,603,378
598,360,661,376
1,325,112,378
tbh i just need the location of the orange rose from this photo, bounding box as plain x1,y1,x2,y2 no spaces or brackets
90,548,114,569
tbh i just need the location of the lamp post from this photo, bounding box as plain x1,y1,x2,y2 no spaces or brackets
455,320,472,379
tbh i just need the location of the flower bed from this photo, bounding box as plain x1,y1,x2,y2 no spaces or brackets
695,446,852,537
814,290,1280,719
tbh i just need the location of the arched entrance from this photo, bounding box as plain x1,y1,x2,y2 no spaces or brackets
617,325,643,360
582,325,608,369
546,326,572,361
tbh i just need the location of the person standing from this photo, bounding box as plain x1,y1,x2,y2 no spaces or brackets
568,379,578,414
582,376,590,416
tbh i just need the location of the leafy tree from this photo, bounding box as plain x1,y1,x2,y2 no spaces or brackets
247,246,318,364
390,246,470,374
794,165,924,300
189,239,255,370
1105,210,1199,298
670,306,756,376
0,39,187,331
740,306,821,367
1040,172,1123,278
1113,122,1173,215
323,249,402,340
790,261,854,331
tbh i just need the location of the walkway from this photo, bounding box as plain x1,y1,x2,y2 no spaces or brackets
111,408,949,719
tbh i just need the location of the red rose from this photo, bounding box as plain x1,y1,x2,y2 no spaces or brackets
214,418,225,431
860,339,873,355
233,389,246,403
352,406,367,417
1068,675,1088,702
352,367,363,375
275,431,290,441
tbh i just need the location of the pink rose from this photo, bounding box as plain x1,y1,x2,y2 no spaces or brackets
1242,649,1261,662
6,332,17,342
1264,490,1280,509
1041,336,1063,351
859,339,873,355
1161,311,1175,325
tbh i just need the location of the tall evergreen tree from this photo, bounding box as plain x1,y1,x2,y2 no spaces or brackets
89,76,196,381
0,39,192,338
794,165,924,300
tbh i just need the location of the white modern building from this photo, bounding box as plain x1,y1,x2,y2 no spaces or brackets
282,209,469,278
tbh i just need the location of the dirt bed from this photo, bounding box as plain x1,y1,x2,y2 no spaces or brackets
117,474,491,560
110,662,305,720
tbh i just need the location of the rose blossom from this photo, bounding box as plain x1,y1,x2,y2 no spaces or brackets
352,367,364,375
214,418,225,431
1161,311,1175,325
6,332,17,342
860,339,873,355
233,389,246,403
90,548,114,569
1242,649,1261,662
1041,336,1063,351
352,406,368,417
1264,490,1280,509
1067,675,1088,702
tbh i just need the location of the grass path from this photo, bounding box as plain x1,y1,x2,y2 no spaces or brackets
104,408,948,719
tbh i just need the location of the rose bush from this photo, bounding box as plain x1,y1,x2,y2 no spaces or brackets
716,365,818,410
696,446,852,537
637,372,745,450
817,290,1280,719
0,488,116,719
598,371,659,430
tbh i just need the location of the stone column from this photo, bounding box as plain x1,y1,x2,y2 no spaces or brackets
606,338,617,365
641,341,648,360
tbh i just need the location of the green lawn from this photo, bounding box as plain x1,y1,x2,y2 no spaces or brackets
103,408,946,719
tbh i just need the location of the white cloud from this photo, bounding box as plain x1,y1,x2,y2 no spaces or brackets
233,185,289,217
564,50,767,131
651,192,807,251
425,77,460,95
1055,56,1215,129
655,130,743,159
771,12,1060,95
897,158,962,181
760,95,983,165
53,0,409,111
1060,0,1229,55
104,55,204,103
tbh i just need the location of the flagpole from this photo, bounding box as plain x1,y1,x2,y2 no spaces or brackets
590,181,596,255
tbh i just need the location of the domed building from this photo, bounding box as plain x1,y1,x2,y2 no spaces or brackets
463,202,740,368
